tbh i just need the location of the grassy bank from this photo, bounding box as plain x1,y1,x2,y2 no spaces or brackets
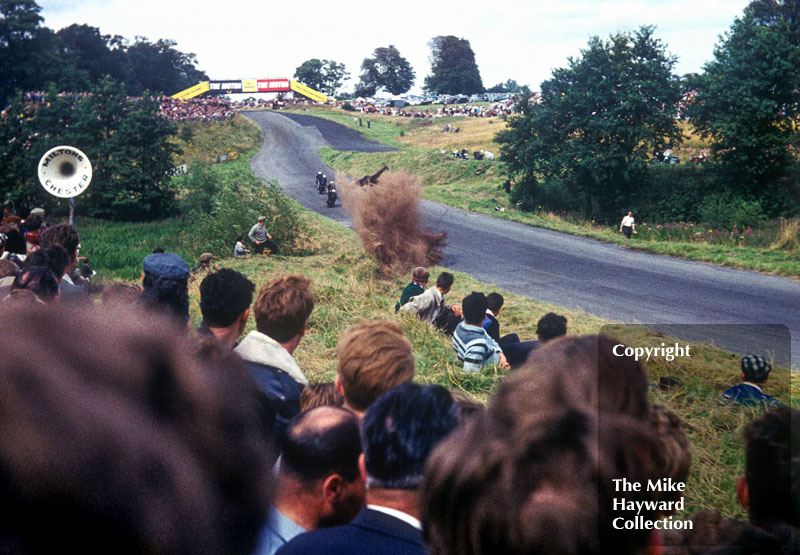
285,106,799,278
78,113,796,525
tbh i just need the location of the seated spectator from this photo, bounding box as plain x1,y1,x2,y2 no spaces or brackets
452,292,509,373
277,383,460,555
256,407,365,554
9,266,59,304
400,271,462,334
0,303,274,554
235,235,251,258
191,252,218,274
39,224,89,303
535,312,568,343
335,320,415,418
482,292,538,366
198,269,255,349
249,216,279,256
722,355,786,408
300,383,344,411
394,266,429,312
235,275,313,441
23,244,70,285
138,252,191,330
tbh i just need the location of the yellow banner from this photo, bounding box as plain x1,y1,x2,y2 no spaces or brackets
242,79,258,93
171,81,210,100
290,80,327,103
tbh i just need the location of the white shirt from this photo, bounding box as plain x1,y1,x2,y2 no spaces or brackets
621,215,635,227
366,504,422,531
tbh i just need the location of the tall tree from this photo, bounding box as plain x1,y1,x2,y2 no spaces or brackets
294,58,348,95
424,36,483,95
0,0,44,104
125,37,207,96
687,4,800,208
496,27,682,218
356,45,415,96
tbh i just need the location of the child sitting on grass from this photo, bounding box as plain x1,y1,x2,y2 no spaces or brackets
452,291,509,372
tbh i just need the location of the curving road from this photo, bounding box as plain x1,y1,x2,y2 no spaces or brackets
244,111,799,366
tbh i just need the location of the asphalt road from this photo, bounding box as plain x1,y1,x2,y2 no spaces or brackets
244,110,800,367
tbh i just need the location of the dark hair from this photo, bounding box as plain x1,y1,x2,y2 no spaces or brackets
461,291,488,324
435,272,454,290
537,312,568,341
362,383,459,490
280,407,362,483
486,292,504,313
12,266,59,303
24,244,70,279
299,383,344,411
0,258,20,279
153,247,165,253
0,225,26,255
0,303,274,554
39,224,80,256
200,269,255,328
743,407,800,527
138,275,190,325
236,235,244,242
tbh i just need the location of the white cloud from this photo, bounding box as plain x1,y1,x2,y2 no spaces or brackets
38,0,750,93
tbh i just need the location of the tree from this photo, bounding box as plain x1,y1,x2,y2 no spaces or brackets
125,37,207,96
687,5,800,208
293,58,348,95
424,36,483,95
486,79,522,93
496,27,682,219
0,0,44,104
355,45,415,96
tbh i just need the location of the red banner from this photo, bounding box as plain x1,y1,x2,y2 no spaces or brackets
257,79,290,92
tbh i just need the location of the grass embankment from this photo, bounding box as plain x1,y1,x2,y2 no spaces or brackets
170,114,262,166
285,106,800,278
78,113,795,523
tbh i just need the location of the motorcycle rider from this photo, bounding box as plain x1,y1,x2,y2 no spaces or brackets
326,182,337,208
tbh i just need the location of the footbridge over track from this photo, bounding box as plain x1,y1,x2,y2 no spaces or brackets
172,78,327,102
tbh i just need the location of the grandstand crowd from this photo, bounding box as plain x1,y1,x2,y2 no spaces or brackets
0,208,795,554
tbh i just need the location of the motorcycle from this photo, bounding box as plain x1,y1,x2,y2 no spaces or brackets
326,184,337,207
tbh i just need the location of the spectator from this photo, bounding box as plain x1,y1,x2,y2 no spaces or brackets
138,252,191,329
482,292,538,366
536,312,568,343
235,275,313,440
249,216,279,256
23,244,70,284
299,383,344,411
335,320,415,418
198,269,255,349
0,225,27,264
191,252,218,274
235,235,251,258
9,266,59,304
0,303,274,554
256,407,365,554
277,383,460,555
722,355,786,408
400,271,462,334
394,266,429,312
452,292,509,372
39,224,89,303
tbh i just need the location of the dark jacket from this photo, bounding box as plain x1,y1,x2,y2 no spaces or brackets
276,508,425,555
395,281,424,312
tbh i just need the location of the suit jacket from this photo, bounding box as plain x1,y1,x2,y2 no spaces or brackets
275,508,425,555
482,313,500,342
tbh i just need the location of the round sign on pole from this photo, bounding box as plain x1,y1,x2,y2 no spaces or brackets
37,146,93,199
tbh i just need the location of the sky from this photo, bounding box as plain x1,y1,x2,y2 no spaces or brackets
38,0,752,95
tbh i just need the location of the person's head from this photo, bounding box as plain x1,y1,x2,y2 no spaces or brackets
200,269,255,332
140,253,191,326
335,320,415,414
536,312,568,341
278,406,365,528
411,266,429,285
101,281,142,308
257,216,266,225
11,266,59,304
461,291,488,325
649,404,691,510
199,253,213,267
39,224,80,268
0,226,26,256
362,383,459,491
24,244,70,281
0,258,20,279
486,292,504,314
737,407,800,528
741,354,771,384
0,303,274,553
253,274,314,346
628,211,633,216
236,235,244,243
300,383,344,411
422,408,659,555
435,272,454,294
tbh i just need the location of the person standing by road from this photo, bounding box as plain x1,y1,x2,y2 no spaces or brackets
249,216,279,256
619,211,637,239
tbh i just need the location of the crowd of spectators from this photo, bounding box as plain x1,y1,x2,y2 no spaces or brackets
345,99,516,119
0,209,795,554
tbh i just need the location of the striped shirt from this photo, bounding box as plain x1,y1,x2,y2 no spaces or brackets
452,322,502,373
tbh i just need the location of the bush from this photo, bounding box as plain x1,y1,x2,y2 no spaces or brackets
175,162,217,213
342,102,356,112
698,194,765,231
